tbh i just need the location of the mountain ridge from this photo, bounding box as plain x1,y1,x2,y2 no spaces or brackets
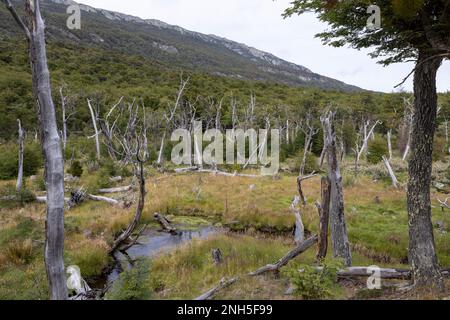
1,0,363,92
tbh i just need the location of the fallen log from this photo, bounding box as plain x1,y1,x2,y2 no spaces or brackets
154,212,178,235
87,194,124,207
195,277,237,300
36,196,71,203
250,235,318,276
306,267,450,280
109,176,123,183
98,185,132,194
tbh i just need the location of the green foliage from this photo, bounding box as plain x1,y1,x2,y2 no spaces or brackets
106,260,152,300
85,167,112,193
33,174,46,192
282,260,343,300
284,1,449,66
0,183,36,208
0,142,42,180
291,150,319,174
367,136,388,164
67,160,83,178
66,245,110,278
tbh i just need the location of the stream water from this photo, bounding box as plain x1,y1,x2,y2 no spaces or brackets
93,226,220,290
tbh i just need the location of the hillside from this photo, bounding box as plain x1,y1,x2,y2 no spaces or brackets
0,0,361,92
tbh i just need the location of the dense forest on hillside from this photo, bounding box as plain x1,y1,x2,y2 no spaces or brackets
0,35,449,141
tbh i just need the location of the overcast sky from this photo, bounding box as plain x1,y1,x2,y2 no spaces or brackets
78,0,450,93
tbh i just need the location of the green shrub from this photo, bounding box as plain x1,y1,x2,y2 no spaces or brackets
32,174,46,192
0,183,36,208
67,160,83,178
292,150,319,174
86,168,111,193
106,260,152,300
367,137,388,164
282,260,343,300
0,142,43,180
100,159,119,177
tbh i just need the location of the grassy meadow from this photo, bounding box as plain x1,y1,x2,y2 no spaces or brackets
0,158,449,300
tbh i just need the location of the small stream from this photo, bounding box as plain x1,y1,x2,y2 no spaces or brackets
92,226,220,290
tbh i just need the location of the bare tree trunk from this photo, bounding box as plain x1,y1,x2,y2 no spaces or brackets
59,87,67,151
250,235,318,276
16,119,25,192
316,176,331,261
3,0,69,300
157,132,166,165
407,53,444,290
382,156,399,188
387,130,393,160
109,162,146,253
323,112,352,267
87,99,101,160
291,196,304,244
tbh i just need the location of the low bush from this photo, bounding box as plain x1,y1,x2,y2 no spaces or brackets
282,260,343,300
0,142,43,180
67,160,83,178
106,260,152,300
367,136,388,164
0,183,36,208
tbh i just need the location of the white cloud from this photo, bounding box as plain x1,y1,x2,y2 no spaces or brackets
77,0,449,93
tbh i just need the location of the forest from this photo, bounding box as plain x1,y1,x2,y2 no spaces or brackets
0,0,449,302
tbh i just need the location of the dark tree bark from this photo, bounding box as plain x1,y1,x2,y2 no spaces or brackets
316,176,331,261
407,52,444,290
109,162,146,254
323,112,352,267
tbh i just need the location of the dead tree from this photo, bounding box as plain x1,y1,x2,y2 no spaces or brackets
354,119,382,174
322,112,352,267
250,235,318,276
16,119,25,192
109,102,149,254
96,97,125,161
316,176,331,261
3,0,67,299
154,212,178,235
296,173,318,205
401,97,414,161
244,93,256,131
291,196,304,244
87,99,101,160
243,115,271,170
386,130,393,160
230,96,239,130
157,76,189,166
299,113,319,177
59,86,76,152
382,156,399,188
